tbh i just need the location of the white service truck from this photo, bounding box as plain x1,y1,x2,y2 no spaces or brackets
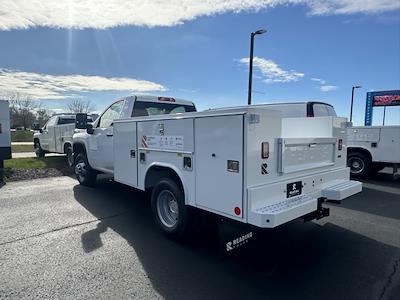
33,114,94,166
347,126,400,177
0,101,12,180
73,95,361,242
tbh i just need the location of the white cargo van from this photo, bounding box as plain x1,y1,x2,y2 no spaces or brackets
73,95,361,242
0,101,12,179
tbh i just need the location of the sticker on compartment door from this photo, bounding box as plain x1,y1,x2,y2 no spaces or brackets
141,135,184,150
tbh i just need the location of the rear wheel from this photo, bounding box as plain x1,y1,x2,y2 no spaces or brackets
74,153,97,186
348,152,372,177
151,178,192,240
34,141,45,158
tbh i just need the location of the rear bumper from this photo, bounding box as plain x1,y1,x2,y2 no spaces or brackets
247,168,362,228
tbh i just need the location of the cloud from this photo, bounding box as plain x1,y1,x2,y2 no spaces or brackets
0,1,398,30
320,85,338,92
0,69,166,100
238,57,305,83
306,0,400,15
310,78,326,85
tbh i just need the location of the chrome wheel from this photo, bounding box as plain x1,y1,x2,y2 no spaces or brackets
349,157,364,174
156,190,179,228
75,159,87,182
67,149,74,167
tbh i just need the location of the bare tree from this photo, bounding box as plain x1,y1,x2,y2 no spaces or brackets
5,92,37,129
67,99,95,114
36,105,51,127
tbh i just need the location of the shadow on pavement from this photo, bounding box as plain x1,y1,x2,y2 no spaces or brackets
332,172,400,220
73,180,400,300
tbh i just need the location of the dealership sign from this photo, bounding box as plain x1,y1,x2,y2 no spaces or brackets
365,90,400,126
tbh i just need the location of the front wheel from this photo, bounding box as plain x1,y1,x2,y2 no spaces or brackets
34,141,45,158
74,153,97,186
66,147,74,167
151,178,192,240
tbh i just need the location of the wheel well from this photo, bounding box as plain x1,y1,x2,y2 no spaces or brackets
347,147,372,162
73,143,86,156
145,166,184,194
63,143,72,154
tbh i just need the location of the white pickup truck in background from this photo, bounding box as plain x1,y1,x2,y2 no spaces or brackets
33,114,94,166
347,126,400,177
73,95,361,242
0,100,12,177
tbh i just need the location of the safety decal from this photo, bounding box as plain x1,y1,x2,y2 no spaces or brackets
141,135,184,151
141,135,149,148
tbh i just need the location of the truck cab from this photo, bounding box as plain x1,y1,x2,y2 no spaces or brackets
73,95,196,175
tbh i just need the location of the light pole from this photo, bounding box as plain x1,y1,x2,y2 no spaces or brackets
248,29,267,105
350,85,361,122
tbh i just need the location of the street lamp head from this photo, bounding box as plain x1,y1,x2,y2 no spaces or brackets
353,85,362,89
254,29,267,35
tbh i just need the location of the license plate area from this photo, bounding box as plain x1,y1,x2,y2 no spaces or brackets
287,181,302,198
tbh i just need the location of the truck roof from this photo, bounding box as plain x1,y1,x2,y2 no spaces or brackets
208,101,333,110
123,95,195,107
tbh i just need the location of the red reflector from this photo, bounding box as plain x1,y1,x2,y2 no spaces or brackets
338,139,343,151
234,207,241,216
158,97,175,102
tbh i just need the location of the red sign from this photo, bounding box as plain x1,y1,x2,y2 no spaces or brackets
373,95,400,106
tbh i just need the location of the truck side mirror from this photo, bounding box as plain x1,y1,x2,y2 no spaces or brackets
32,123,40,131
75,113,87,129
86,123,94,134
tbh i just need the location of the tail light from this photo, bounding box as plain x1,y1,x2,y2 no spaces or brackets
338,139,343,151
261,142,269,159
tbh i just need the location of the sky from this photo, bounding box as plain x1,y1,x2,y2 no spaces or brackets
0,0,399,126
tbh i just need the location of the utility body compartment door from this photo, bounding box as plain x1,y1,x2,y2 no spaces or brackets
374,127,400,163
195,114,244,219
113,121,138,187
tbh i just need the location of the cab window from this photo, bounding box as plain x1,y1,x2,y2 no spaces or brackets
98,100,124,128
313,104,337,117
44,116,57,129
132,101,196,117
57,117,75,125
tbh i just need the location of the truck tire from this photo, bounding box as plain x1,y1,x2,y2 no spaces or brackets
34,141,45,158
74,153,97,186
347,152,372,177
151,178,192,240
66,146,74,167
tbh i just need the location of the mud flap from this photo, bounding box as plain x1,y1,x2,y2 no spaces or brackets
218,218,257,257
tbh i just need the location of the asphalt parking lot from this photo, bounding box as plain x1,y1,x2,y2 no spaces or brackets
0,172,399,300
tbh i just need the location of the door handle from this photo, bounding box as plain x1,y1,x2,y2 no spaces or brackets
106,133,113,137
